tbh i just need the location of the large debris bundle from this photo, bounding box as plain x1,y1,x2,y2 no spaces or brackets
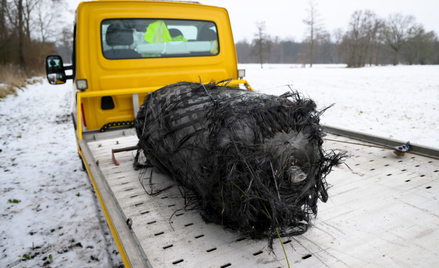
135,81,343,242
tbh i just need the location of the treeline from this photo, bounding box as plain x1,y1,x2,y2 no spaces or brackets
237,10,439,67
0,0,72,75
2,1,438,72
236,39,339,64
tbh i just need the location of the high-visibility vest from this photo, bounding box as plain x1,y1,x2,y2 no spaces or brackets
144,20,187,43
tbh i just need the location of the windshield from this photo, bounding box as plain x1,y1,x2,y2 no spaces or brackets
101,19,219,59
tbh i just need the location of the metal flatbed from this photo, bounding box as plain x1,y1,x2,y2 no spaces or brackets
80,127,439,267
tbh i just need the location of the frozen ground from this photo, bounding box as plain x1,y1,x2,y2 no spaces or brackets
0,64,438,267
0,79,123,267
243,64,439,149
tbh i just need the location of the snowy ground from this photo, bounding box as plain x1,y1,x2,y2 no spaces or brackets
1,64,438,267
0,80,123,267
243,64,439,150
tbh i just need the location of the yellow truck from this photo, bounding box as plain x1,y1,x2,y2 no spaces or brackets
46,1,439,267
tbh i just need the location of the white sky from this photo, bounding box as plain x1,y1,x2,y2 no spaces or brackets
66,0,439,42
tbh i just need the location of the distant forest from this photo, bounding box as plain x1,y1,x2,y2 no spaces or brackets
237,7,439,67
0,0,71,74
236,39,340,64
1,0,438,77
236,32,439,66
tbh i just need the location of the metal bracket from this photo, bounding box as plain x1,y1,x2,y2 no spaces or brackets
112,146,138,165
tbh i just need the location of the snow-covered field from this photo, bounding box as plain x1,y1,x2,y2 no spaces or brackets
1,64,438,267
244,64,439,149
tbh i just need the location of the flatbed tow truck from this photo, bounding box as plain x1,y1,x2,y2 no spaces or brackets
46,1,439,267
79,126,439,268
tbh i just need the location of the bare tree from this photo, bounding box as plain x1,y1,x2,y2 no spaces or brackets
418,30,437,65
270,36,284,64
18,0,25,68
236,39,256,63
0,0,10,64
401,25,422,64
23,0,40,42
317,30,332,63
56,25,73,62
332,28,343,63
340,10,381,67
432,40,439,64
303,0,323,67
35,0,68,63
251,21,271,69
2,0,26,66
383,13,416,65
0,0,69,71
367,17,384,66
402,24,437,65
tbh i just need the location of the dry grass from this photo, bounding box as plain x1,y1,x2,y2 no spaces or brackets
0,86,10,98
0,65,34,98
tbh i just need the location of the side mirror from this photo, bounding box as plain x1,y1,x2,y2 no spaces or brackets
46,55,66,85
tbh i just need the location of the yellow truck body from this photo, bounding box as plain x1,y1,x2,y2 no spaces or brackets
69,0,250,134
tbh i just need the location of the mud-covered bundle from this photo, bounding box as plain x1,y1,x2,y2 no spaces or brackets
135,81,343,242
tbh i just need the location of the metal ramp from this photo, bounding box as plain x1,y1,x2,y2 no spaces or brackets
85,129,439,267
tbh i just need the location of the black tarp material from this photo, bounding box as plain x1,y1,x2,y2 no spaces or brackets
135,81,344,245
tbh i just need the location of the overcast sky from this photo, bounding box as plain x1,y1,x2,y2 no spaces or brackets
67,0,439,42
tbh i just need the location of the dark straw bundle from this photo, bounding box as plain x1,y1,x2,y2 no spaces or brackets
135,81,343,245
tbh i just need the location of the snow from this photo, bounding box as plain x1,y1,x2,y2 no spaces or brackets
0,64,438,267
0,80,122,267
243,64,439,149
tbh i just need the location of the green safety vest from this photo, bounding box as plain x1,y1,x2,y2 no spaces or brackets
144,20,188,43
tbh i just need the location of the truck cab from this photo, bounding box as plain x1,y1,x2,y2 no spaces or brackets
47,0,250,138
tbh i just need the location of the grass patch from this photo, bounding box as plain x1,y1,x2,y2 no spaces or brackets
0,65,36,98
0,84,17,98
